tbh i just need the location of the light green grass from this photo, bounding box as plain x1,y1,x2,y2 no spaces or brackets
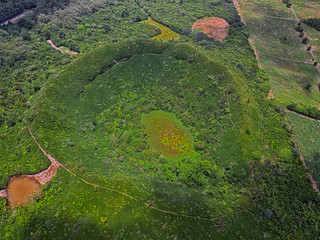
260,54,320,107
290,0,320,19
302,23,320,60
238,0,293,18
243,13,311,61
286,112,320,184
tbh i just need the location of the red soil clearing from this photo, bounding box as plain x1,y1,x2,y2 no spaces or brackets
7,176,41,207
192,17,230,41
47,40,78,55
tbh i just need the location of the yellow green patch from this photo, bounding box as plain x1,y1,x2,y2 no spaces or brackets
141,111,193,158
141,17,180,42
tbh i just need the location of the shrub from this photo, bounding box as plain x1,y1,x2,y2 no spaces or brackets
304,83,312,91
263,209,273,219
302,37,309,44
295,25,304,32
279,148,293,161
303,18,320,31
253,150,262,160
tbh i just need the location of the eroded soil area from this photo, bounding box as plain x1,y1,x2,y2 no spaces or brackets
7,176,41,207
192,17,230,41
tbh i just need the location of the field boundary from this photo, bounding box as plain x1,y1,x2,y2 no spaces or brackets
286,111,320,193
290,6,320,74
233,0,263,69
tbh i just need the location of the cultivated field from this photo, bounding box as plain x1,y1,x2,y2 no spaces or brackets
238,0,320,108
287,112,320,185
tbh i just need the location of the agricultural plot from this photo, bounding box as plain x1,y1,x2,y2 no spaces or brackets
141,17,180,41
286,112,320,185
237,0,293,19
290,0,320,19
243,13,311,61
260,54,320,107
238,0,320,108
302,23,320,60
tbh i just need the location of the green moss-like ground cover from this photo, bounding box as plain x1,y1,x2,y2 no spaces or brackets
141,111,194,158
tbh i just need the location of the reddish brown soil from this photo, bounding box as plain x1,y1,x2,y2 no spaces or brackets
7,176,41,207
267,89,275,99
192,17,230,41
47,40,78,55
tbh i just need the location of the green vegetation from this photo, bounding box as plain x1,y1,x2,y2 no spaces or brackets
0,0,69,23
141,111,194,157
141,17,180,41
286,112,320,184
287,102,320,120
1,0,320,239
239,0,320,111
303,18,320,31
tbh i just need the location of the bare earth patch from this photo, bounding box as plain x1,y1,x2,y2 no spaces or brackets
47,40,78,55
7,176,41,207
0,9,33,26
192,17,230,41
267,89,275,99
0,127,61,207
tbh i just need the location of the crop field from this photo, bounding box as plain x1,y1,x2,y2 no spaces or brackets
301,23,320,60
286,112,320,185
260,54,320,107
243,14,311,61
238,0,320,109
290,0,320,19
237,0,293,18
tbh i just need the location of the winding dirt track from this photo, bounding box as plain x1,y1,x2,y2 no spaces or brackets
0,9,33,26
47,40,79,55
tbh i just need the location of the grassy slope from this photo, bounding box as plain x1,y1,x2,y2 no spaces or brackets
287,112,320,183
290,0,320,19
238,0,320,108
